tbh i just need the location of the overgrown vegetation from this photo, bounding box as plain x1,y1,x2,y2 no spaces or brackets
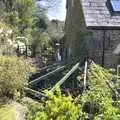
1,0,120,120
23,98,43,120
76,62,120,120
35,86,78,120
0,0,54,57
25,62,120,120
0,56,36,99
0,22,16,55
24,85,78,120
0,57,120,119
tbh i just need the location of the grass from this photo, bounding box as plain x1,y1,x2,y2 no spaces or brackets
0,103,15,120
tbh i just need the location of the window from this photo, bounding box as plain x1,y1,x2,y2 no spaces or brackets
110,0,120,12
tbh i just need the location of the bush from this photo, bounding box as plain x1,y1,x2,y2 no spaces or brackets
0,56,35,99
23,98,43,120
0,22,16,56
35,85,78,120
76,62,120,120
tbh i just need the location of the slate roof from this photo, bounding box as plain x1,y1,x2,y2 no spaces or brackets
81,0,120,29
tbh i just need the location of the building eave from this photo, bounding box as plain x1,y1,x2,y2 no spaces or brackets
86,26,120,30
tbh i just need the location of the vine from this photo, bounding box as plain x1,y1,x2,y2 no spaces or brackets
77,62,120,120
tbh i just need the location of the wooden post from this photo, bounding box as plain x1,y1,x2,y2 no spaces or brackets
24,87,47,98
29,65,66,85
25,45,28,59
51,62,80,92
106,79,120,98
39,63,60,71
117,65,120,81
102,30,106,67
84,61,88,91
16,45,20,57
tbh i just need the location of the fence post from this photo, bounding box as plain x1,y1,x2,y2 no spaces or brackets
84,61,88,91
51,62,80,92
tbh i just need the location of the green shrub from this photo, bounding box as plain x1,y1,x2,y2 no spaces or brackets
35,85,78,120
23,98,43,120
0,22,16,56
77,62,120,120
0,56,35,99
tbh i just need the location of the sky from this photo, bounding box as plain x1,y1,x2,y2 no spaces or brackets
37,0,66,21
47,0,66,21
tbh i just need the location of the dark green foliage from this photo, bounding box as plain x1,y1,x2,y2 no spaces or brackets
35,18,47,30
0,0,52,57
25,62,120,120
2,0,35,31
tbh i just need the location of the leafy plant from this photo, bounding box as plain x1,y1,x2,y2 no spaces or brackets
0,56,36,99
77,62,120,120
35,85,78,120
24,99,43,120
0,22,16,55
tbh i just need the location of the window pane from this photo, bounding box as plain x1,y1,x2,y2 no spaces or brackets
110,0,120,12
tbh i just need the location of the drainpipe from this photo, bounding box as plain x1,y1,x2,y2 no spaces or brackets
102,30,106,67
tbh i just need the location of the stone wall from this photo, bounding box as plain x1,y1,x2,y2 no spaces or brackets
65,0,120,68
64,0,88,59
84,30,120,68
104,31,120,68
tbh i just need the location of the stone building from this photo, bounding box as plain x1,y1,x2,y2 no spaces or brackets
64,0,120,68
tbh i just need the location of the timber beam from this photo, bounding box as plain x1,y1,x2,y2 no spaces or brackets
29,65,66,85
51,62,80,92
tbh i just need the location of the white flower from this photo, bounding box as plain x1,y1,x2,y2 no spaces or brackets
7,30,12,34
0,28,3,33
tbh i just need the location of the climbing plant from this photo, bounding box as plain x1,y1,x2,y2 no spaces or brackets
77,62,120,120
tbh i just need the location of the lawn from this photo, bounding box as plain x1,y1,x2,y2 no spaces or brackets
0,103,15,120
